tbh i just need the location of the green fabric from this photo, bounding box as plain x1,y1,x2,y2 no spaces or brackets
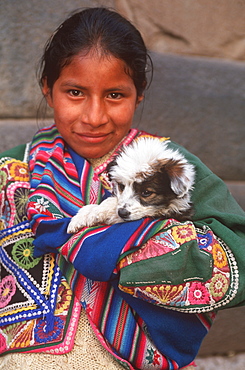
0,144,27,161
120,238,213,286
169,142,245,308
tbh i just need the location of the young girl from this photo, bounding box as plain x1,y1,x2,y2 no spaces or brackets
0,7,245,370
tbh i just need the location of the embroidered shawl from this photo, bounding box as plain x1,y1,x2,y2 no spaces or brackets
0,148,81,356
1,124,245,369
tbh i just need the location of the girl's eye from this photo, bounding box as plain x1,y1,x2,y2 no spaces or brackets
69,90,83,97
108,92,122,100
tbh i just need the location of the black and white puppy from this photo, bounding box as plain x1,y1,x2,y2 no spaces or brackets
67,137,195,233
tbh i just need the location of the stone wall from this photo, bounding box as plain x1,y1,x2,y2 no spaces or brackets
1,0,245,184
0,0,113,118
116,0,245,61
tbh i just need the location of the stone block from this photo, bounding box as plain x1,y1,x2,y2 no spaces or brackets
198,306,245,357
0,119,50,152
0,0,115,117
135,52,245,181
116,0,245,60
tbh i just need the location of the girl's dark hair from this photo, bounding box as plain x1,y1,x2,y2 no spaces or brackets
38,7,152,97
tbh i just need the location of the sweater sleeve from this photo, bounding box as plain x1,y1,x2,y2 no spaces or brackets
115,142,245,312
177,142,245,309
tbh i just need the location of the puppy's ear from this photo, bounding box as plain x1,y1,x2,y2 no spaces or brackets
160,159,195,197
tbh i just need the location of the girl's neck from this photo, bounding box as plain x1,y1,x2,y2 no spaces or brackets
88,148,115,169
87,135,127,169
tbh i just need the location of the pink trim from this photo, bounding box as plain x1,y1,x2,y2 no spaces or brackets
6,182,30,227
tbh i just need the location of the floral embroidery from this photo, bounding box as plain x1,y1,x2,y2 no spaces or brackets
118,222,238,313
31,197,51,214
0,276,16,308
55,281,73,315
213,243,228,268
197,231,213,249
188,282,210,305
171,224,196,244
146,347,161,365
9,320,35,349
0,157,30,229
29,197,53,216
144,285,185,305
134,289,159,305
209,273,229,298
14,187,29,222
154,231,179,250
0,153,78,355
0,223,76,355
9,161,29,182
34,316,64,343
12,238,41,270
118,233,176,270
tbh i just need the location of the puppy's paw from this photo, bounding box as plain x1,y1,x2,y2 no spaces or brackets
67,215,84,233
67,204,99,233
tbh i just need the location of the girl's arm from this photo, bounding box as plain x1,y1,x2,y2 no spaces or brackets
29,138,245,312
58,144,245,312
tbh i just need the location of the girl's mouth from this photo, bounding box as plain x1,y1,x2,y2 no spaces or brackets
75,132,110,143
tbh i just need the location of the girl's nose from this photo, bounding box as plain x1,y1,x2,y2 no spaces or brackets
81,98,108,127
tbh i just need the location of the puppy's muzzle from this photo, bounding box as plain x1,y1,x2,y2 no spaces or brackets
118,207,130,220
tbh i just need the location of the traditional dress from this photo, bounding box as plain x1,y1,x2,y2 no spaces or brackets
1,124,245,369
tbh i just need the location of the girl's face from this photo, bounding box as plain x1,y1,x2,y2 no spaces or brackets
43,51,143,159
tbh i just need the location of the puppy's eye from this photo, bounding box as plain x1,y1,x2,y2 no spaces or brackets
141,190,153,198
118,183,125,192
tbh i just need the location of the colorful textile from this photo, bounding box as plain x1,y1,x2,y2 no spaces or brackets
1,123,245,369
117,220,238,313
0,153,81,355
25,124,244,369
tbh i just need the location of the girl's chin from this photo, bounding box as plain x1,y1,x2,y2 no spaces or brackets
71,142,114,159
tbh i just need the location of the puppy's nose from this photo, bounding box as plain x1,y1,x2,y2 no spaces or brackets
118,208,130,220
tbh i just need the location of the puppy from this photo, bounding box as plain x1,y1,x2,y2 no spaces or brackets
67,137,195,233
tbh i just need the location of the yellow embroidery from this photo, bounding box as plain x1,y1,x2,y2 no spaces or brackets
171,224,196,244
7,160,29,182
145,285,184,304
213,243,228,268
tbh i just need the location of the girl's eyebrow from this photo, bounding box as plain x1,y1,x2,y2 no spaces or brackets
60,82,86,89
105,85,133,92
60,81,133,92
